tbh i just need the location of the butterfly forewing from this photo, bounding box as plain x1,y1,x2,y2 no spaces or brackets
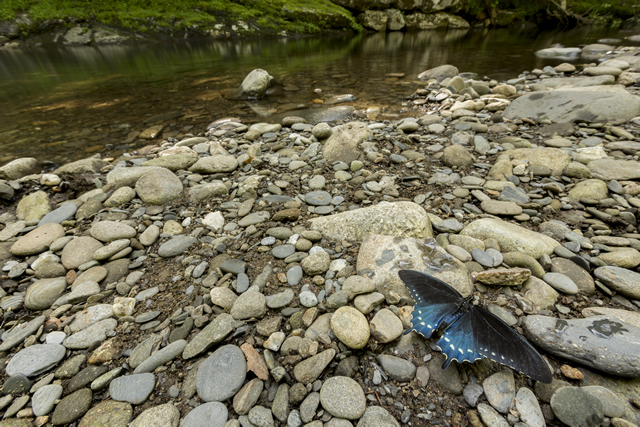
399,270,463,305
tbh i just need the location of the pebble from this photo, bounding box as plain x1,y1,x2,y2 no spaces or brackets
319,376,366,420
196,345,246,402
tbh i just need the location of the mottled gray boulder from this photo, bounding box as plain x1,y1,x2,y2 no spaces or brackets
105,166,165,189
16,190,50,222
507,147,571,176
53,157,109,175
405,12,469,30
322,122,371,163
238,69,272,98
188,181,228,203
523,315,640,377
140,151,199,171
503,88,640,123
418,64,459,82
539,75,615,88
135,168,183,205
0,157,41,180
442,144,473,168
358,10,387,31
25,277,67,310
593,266,640,300
356,235,471,304
309,201,432,242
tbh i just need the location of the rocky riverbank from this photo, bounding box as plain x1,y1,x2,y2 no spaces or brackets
0,40,640,427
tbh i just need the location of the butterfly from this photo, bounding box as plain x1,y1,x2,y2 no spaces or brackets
399,269,552,383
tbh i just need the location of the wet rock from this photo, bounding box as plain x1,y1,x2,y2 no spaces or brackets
523,315,640,377
550,386,604,427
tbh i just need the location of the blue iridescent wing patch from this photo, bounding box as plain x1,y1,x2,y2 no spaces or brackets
399,269,552,384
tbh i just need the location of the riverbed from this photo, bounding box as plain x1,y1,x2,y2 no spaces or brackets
0,26,636,167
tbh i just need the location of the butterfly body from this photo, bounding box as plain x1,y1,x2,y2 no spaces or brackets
399,269,552,383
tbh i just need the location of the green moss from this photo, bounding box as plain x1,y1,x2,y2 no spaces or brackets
0,0,360,35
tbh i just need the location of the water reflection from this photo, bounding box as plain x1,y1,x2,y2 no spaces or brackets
0,26,634,165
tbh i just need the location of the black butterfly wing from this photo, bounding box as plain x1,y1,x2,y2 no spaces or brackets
399,270,463,305
436,311,483,369
469,305,552,383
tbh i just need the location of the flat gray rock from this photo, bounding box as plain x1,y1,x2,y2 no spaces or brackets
0,316,45,352
90,220,136,242
376,354,416,382
6,344,66,377
130,403,180,427
593,266,640,299
25,278,66,310
523,315,640,377
37,202,77,226
61,236,103,270
158,236,197,258
31,384,63,416
503,88,640,123
109,373,156,404
10,222,65,257
196,344,246,402
305,191,332,206
63,318,118,349
356,406,400,427
133,340,186,374
588,159,640,181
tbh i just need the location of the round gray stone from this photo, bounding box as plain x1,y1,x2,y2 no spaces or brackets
305,191,332,206
51,388,93,425
196,344,246,402
90,220,136,243
376,354,416,382
32,384,63,416
272,244,295,259
135,168,183,205
543,272,579,295
181,402,228,427
109,373,156,404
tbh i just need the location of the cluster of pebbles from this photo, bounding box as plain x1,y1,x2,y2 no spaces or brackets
0,44,640,427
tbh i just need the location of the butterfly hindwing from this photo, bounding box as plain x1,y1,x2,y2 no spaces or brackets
469,306,552,384
437,311,483,369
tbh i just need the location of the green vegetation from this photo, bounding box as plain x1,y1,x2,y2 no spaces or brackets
0,0,361,35
461,0,637,26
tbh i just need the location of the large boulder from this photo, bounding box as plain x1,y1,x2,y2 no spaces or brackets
322,122,371,163
358,10,388,31
135,168,183,205
405,12,469,30
309,201,432,242
16,191,51,222
507,148,571,176
54,158,109,175
238,69,273,99
331,0,461,12
503,88,640,123
418,64,459,82
587,159,640,181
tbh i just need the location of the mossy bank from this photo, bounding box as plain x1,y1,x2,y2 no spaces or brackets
0,0,637,47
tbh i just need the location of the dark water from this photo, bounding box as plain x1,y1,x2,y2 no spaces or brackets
0,26,636,166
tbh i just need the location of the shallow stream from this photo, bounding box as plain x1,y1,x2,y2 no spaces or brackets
0,26,635,166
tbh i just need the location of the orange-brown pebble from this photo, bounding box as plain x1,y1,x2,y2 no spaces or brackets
560,364,584,380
